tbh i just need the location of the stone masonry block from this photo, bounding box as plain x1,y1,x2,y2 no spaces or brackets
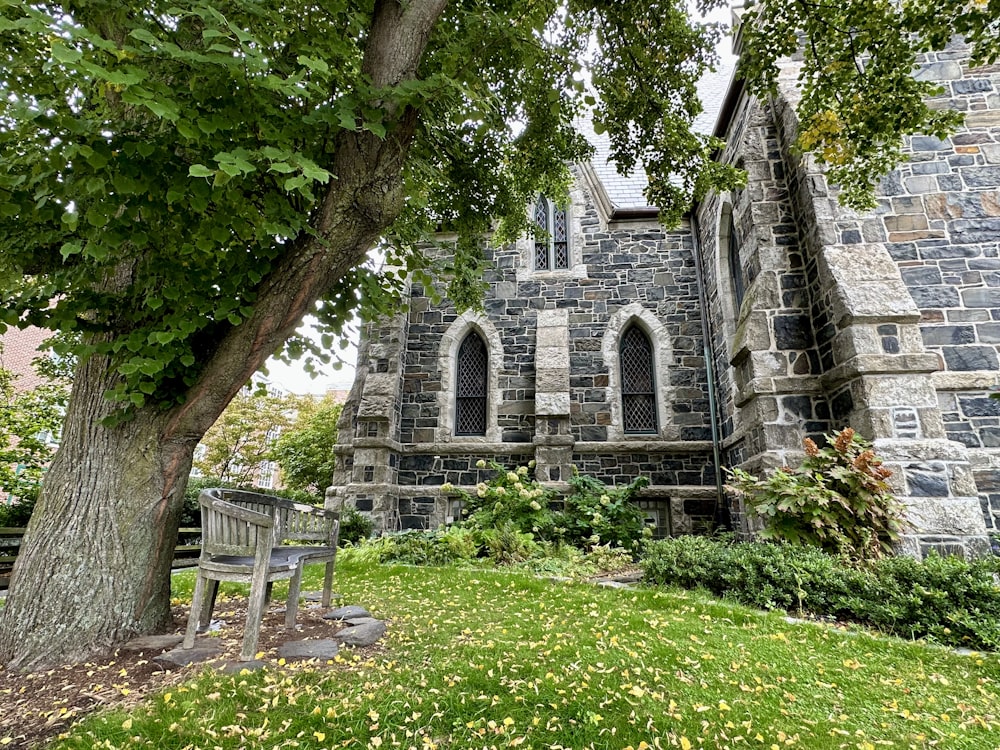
535,345,569,370
904,497,989,536
535,367,569,393
536,392,570,416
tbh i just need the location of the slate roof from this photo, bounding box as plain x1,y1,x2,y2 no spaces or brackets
580,57,738,211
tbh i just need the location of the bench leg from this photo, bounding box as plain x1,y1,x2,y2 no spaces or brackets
241,566,270,661
321,558,335,608
183,572,210,649
200,580,220,632
285,566,303,631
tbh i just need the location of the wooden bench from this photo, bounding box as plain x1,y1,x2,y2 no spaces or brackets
181,489,340,661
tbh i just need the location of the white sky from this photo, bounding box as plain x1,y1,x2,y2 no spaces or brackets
262,2,737,396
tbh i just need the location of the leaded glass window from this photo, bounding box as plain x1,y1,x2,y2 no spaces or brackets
620,325,657,434
455,331,488,436
533,196,569,271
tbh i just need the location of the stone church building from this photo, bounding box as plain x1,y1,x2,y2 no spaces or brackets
328,29,1000,558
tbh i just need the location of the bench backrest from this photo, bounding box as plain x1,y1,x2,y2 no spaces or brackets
198,488,340,558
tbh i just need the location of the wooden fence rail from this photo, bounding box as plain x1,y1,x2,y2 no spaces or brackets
0,527,203,591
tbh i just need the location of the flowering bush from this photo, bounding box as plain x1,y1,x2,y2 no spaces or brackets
447,459,556,539
554,471,650,551
726,427,907,561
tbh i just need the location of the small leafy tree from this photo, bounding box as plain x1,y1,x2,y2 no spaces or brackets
0,347,69,518
269,394,342,494
193,386,294,485
726,428,906,561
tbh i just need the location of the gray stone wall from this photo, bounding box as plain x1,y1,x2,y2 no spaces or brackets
331,173,719,531
696,38,998,557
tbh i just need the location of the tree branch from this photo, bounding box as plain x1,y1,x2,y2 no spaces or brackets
164,0,450,441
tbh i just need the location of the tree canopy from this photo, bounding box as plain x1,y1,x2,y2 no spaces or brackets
740,0,1000,209
0,345,68,512
0,0,740,420
192,384,293,485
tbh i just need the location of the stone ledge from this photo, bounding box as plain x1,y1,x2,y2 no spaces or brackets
400,442,537,455
736,376,824,404
931,370,1000,391
573,440,714,454
820,353,940,389
349,437,404,451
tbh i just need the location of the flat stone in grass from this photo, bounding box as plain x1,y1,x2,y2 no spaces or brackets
277,639,340,661
121,634,184,652
346,617,379,626
303,591,342,602
323,605,370,620
333,620,386,647
221,660,268,674
154,643,223,667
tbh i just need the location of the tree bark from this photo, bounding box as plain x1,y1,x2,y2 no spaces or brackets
0,354,195,670
0,0,451,671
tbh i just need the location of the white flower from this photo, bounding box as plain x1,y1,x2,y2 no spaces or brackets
530,501,541,511
496,487,506,496
507,471,518,483
476,483,487,497
476,459,486,469
517,466,529,477
600,494,610,506
440,482,454,493
528,460,536,469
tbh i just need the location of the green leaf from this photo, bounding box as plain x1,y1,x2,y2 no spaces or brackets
189,164,214,177
59,242,82,260
128,28,158,46
297,55,329,73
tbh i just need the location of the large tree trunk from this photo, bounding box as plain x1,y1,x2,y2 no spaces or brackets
0,354,198,671
0,0,450,672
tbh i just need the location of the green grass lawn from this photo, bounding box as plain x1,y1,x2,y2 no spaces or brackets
54,557,1000,749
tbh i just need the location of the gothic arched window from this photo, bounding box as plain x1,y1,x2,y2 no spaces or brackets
620,325,657,434
533,196,569,271
455,331,488,436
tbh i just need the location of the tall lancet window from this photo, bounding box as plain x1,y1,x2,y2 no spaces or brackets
620,325,657,434
455,331,488,436
533,196,569,271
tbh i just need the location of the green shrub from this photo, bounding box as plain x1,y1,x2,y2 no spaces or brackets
554,472,649,551
339,506,375,546
378,527,482,567
0,495,36,527
726,428,906,561
583,543,636,574
642,536,1000,651
476,523,543,565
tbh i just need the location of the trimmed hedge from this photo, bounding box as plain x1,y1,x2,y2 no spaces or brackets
641,535,1000,651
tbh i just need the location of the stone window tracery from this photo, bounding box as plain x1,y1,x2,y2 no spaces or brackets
620,324,658,434
533,196,569,271
455,331,488,436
